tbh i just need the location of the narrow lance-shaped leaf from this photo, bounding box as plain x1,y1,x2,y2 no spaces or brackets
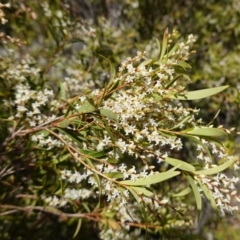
173,60,192,70
73,219,82,238
207,109,221,127
59,82,67,100
185,175,202,213
165,75,182,89
139,59,152,67
170,85,229,100
172,187,191,197
167,39,180,57
127,187,141,203
169,115,192,130
100,108,118,121
80,147,113,159
180,133,213,161
165,157,195,172
105,172,123,179
78,99,96,113
195,177,218,213
120,171,180,186
100,55,116,85
195,158,237,175
159,28,169,60
131,186,154,197
84,158,102,197
184,127,227,138
57,119,70,128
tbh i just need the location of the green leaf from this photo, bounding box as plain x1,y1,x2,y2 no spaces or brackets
120,171,180,186
195,178,218,212
167,166,181,172
44,206,63,215
165,75,182,89
78,99,96,113
169,115,192,130
100,108,117,121
165,157,195,172
185,127,227,138
185,175,202,212
155,38,161,57
172,187,191,197
207,109,221,127
180,133,213,160
105,172,123,179
131,186,154,197
167,40,180,57
57,119,71,128
73,218,82,238
85,158,102,196
52,153,71,164
195,158,237,175
170,86,229,100
58,128,84,146
59,82,67,100
80,147,113,159
159,28,169,60
174,60,192,70
100,55,116,83
127,187,141,202
107,158,118,164
139,59,152,67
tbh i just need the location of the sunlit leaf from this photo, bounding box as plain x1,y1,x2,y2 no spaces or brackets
120,171,180,186
195,158,237,175
107,158,118,164
85,158,102,196
78,99,96,113
184,127,227,138
159,28,169,60
131,186,154,197
172,187,191,197
174,60,192,70
170,85,229,100
169,115,192,130
107,219,121,230
165,157,195,172
58,128,84,146
165,75,182,89
73,218,82,238
127,187,141,202
100,108,117,121
139,59,152,67
207,109,221,127
100,55,116,83
105,172,123,179
180,133,213,160
185,175,202,212
195,178,218,213
57,119,70,128
155,38,161,57
167,40,180,57
80,147,113,158
59,82,67,100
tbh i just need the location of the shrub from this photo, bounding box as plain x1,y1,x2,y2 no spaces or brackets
0,2,239,239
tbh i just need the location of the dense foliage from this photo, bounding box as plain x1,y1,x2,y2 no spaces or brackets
0,1,240,239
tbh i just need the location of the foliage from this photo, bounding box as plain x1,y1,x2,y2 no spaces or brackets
0,1,240,239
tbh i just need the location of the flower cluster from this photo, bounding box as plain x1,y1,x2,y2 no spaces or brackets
197,173,239,216
41,34,239,223
13,83,55,127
